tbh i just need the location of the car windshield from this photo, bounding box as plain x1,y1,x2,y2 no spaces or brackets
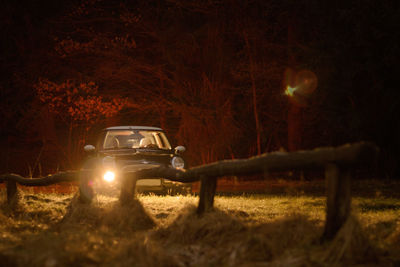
101,130,172,150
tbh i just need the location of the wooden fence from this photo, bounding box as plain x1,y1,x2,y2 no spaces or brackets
0,142,378,241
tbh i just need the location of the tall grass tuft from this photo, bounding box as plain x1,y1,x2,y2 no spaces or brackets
318,216,381,265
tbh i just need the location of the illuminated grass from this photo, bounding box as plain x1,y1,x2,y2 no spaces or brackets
0,189,399,266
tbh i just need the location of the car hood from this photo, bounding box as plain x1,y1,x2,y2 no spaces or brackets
99,148,173,170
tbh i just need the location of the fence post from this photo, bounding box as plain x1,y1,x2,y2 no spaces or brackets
197,176,217,215
322,163,351,241
78,158,98,204
120,174,137,205
6,179,18,206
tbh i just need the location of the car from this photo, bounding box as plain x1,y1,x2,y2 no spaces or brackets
80,126,190,200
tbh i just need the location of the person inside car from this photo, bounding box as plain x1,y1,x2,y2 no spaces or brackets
139,137,153,148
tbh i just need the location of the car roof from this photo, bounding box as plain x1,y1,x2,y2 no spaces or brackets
103,126,164,131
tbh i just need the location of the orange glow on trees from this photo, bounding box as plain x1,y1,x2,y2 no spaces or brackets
35,79,128,167
35,79,127,123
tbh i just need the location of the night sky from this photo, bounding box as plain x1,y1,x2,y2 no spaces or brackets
0,0,399,178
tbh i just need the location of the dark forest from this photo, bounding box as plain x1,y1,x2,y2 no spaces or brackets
1,0,399,178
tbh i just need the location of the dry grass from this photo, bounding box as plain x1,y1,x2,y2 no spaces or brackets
0,187,399,266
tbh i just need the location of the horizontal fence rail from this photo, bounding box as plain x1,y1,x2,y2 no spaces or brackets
0,171,79,206
123,142,378,241
0,142,378,241
0,171,78,186
127,141,378,181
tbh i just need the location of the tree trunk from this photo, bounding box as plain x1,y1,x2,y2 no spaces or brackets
287,13,302,152
243,31,261,155
288,104,301,151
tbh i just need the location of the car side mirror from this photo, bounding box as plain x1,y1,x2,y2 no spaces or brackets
174,145,186,154
84,144,96,153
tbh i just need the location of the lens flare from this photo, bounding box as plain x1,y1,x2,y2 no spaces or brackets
103,171,115,182
284,86,297,97
295,70,317,95
283,69,318,107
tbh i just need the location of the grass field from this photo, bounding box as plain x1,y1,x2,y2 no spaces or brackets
0,181,399,266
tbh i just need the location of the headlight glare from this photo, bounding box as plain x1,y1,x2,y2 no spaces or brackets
103,171,115,182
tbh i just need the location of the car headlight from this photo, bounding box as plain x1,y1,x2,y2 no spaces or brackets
103,171,115,182
171,156,185,169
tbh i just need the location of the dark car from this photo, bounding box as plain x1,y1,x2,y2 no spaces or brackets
81,126,189,198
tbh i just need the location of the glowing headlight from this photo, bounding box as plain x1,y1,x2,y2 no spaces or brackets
171,156,185,169
103,171,115,182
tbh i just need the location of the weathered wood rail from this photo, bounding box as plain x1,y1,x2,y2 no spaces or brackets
0,142,378,241
123,142,378,240
0,171,78,206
